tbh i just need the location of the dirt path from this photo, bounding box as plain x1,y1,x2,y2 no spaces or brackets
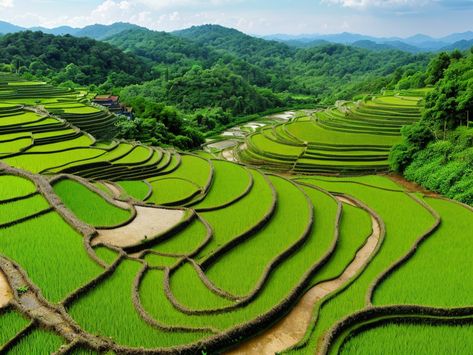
226,197,381,355
387,173,438,197
92,206,186,248
100,182,133,209
104,182,121,198
0,270,12,308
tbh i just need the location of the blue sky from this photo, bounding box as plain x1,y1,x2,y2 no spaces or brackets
0,0,472,37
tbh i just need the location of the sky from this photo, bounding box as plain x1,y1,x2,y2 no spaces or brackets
0,0,472,37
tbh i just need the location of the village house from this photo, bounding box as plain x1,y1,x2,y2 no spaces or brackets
92,95,133,118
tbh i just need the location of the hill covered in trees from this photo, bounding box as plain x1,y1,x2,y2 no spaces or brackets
0,31,150,86
390,49,473,204
125,25,431,100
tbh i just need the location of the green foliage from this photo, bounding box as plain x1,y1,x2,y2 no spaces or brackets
104,25,432,144
0,31,150,85
106,28,218,72
114,97,204,149
166,65,282,115
389,122,434,172
423,51,473,130
402,128,473,205
390,50,473,205
16,285,29,294
1,26,433,146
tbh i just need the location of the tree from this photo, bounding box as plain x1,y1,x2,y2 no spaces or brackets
426,52,451,85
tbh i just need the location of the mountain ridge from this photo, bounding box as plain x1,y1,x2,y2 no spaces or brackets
0,20,472,53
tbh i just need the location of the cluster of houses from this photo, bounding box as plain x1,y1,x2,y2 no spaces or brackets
92,95,133,118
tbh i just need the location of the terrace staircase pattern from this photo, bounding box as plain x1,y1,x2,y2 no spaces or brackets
0,74,472,355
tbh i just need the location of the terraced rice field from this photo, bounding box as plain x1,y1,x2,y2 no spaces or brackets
205,93,426,174
0,73,471,354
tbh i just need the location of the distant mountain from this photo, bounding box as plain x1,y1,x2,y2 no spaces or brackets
263,32,401,44
440,31,473,44
404,34,435,44
75,22,144,40
265,31,473,53
0,21,142,40
29,26,79,36
281,39,330,48
314,32,380,44
352,40,421,53
0,19,472,53
441,39,473,52
0,20,25,34
263,33,317,42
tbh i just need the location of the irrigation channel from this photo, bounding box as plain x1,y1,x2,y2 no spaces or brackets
227,196,381,355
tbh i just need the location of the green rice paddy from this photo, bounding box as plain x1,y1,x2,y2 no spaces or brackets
0,75,471,355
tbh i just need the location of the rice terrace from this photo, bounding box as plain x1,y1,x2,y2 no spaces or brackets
0,2,473,354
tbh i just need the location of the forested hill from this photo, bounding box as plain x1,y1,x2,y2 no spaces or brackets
390,49,473,204
106,28,219,68
0,31,151,86
107,25,431,101
173,24,294,60
73,22,144,40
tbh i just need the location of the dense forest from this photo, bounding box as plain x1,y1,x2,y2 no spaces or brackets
390,49,473,204
110,25,431,102
0,31,150,86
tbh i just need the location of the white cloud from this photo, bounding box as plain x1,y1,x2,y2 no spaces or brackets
92,0,131,17
0,0,13,8
322,0,431,9
135,0,242,11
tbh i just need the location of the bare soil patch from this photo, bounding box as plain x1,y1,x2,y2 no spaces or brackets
0,271,12,308
92,206,185,248
226,197,380,355
222,147,237,162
